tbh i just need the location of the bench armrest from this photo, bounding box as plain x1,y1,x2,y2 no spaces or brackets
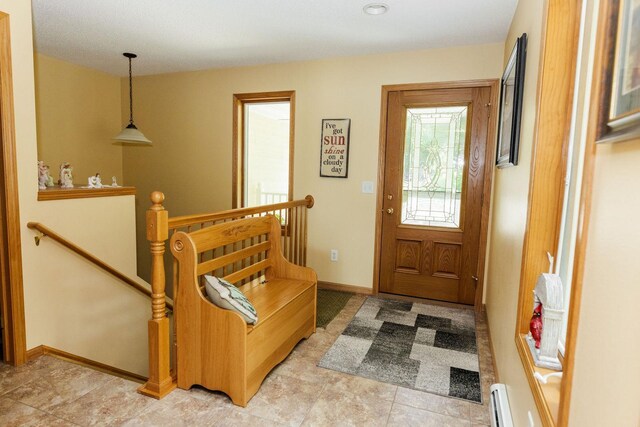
272,253,317,283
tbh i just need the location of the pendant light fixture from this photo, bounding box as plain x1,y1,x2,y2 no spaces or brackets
113,52,151,144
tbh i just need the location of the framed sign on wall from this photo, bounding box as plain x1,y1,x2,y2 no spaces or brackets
320,118,350,178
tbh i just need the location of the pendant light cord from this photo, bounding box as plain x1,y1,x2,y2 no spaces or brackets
128,56,134,125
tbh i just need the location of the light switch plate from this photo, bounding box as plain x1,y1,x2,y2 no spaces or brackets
362,181,374,193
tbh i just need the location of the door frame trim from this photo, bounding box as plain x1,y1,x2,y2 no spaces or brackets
0,12,27,365
372,80,499,311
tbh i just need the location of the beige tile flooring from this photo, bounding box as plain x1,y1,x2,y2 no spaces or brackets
0,294,495,426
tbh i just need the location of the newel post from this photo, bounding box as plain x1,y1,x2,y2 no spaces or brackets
138,191,177,399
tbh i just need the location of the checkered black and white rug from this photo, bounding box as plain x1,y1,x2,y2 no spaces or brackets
318,297,482,403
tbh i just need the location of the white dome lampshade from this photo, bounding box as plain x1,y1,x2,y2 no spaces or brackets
114,52,152,145
114,123,151,144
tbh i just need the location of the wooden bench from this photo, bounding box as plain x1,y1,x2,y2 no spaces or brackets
170,214,317,407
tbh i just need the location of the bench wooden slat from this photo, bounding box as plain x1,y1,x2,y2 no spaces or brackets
197,240,270,276
224,258,271,285
189,216,272,253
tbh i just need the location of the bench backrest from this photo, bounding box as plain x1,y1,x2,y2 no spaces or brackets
171,215,283,288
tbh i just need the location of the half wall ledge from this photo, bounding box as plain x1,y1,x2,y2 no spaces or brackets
38,185,136,201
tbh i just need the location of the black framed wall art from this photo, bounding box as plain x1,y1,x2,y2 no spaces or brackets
497,33,527,168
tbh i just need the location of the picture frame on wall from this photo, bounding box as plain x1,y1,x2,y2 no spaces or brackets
320,118,350,178
596,0,640,143
496,33,527,168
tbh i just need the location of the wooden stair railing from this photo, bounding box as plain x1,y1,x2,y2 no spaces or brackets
142,191,315,400
169,195,314,266
26,222,172,312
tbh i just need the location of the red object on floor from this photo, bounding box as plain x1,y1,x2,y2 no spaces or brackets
530,303,543,349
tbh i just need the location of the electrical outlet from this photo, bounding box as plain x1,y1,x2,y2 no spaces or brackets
528,411,535,427
330,249,338,262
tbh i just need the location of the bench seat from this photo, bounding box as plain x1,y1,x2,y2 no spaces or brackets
241,278,315,330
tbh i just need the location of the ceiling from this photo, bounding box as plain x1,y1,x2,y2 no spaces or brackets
31,0,518,77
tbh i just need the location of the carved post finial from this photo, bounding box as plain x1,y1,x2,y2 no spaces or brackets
150,191,165,211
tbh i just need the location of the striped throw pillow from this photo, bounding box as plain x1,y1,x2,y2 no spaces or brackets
204,275,258,325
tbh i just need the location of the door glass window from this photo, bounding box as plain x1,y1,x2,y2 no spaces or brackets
401,106,468,228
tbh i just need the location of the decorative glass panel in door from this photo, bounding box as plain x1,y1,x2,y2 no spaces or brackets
402,106,467,228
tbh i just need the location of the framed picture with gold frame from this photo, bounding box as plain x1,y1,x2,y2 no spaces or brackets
596,0,640,143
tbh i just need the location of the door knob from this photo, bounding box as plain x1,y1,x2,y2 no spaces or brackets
386,208,394,214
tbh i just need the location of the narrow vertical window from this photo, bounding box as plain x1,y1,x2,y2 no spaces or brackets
233,92,295,208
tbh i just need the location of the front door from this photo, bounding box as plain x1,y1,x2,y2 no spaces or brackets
379,85,492,304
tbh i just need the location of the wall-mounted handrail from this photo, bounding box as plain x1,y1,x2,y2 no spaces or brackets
26,222,173,311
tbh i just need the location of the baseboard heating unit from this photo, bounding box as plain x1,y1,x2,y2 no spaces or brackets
490,384,514,427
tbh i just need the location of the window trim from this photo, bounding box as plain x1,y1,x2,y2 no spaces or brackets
232,91,295,208
513,1,590,426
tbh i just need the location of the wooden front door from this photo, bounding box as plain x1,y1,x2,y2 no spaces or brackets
379,85,492,304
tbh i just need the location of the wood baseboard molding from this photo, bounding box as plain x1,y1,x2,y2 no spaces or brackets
318,281,373,295
483,304,500,383
26,345,146,383
26,345,45,360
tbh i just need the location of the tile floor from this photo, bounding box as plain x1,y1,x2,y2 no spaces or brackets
0,294,495,426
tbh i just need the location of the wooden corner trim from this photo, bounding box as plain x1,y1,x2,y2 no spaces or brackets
27,345,147,383
26,345,45,361
0,12,27,366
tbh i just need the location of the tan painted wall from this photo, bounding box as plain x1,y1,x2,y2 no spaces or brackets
567,2,640,425
1,1,150,376
123,44,504,284
484,0,545,425
34,53,124,185
24,196,151,375
568,142,640,426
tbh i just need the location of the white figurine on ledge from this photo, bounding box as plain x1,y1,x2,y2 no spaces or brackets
37,161,51,190
88,173,103,188
59,162,74,188
111,176,120,187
